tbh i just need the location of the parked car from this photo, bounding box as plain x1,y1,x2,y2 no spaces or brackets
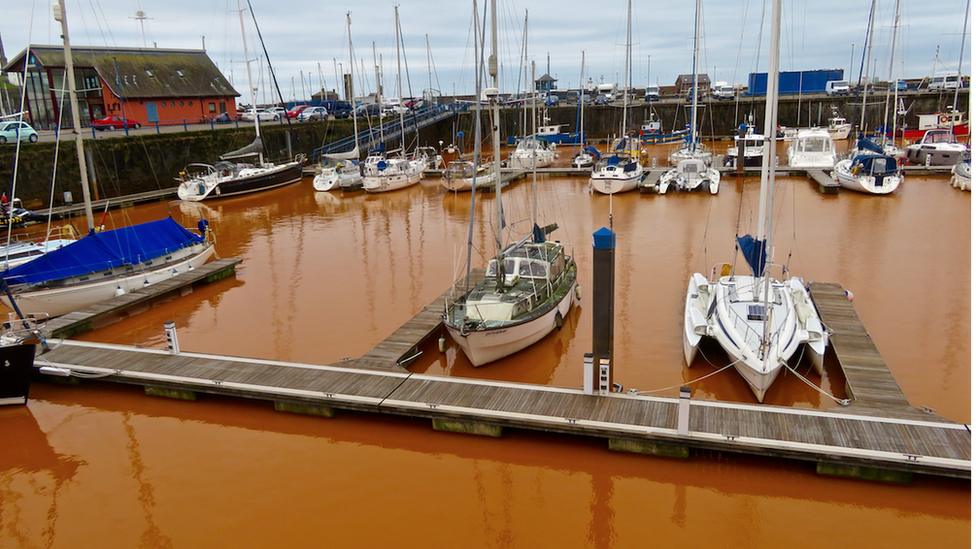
645,85,660,102
331,102,354,118
0,121,38,144
355,104,382,117
92,115,142,130
267,106,287,119
593,95,610,106
212,112,234,124
287,105,310,119
889,80,908,92
242,108,280,122
298,106,329,122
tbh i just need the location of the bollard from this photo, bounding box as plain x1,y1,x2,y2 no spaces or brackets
164,321,180,355
183,118,188,132
155,120,160,134
583,353,594,395
677,386,691,435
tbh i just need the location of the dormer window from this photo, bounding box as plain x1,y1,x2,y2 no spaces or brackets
145,69,154,77
175,69,185,78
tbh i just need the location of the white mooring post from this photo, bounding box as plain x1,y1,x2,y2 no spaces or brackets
583,353,594,395
164,321,180,355
677,386,691,435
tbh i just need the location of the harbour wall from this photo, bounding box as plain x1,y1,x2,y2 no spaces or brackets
0,90,966,208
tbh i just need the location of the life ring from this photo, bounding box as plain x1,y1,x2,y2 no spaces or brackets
897,156,908,166
940,114,949,124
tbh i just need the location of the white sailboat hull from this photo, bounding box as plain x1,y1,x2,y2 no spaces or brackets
1,245,215,318
831,159,902,194
446,282,578,367
589,173,641,194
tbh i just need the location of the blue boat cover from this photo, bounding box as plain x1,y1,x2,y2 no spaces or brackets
856,138,886,155
851,154,898,176
583,146,601,160
737,234,767,278
2,217,205,285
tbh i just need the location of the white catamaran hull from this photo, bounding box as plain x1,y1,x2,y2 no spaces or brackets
446,284,578,367
1,245,215,318
683,274,827,402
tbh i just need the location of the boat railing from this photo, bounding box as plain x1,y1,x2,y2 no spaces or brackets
2,312,48,342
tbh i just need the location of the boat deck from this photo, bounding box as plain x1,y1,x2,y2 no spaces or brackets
33,272,971,482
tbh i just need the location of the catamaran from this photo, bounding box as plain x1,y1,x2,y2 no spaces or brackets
682,0,828,402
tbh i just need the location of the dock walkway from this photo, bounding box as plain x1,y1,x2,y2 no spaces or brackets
34,273,971,481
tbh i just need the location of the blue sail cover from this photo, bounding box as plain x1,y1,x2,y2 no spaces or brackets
737,234,767,278
2,217,204,285
856,138,886,155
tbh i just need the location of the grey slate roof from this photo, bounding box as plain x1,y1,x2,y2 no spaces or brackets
3,45,239,100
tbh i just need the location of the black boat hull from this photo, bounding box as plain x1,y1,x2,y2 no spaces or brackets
0,343,37,406
210,163,303,199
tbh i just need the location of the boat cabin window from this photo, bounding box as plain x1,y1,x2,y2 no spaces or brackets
518,260,547,278
550,253,565,281
924,131,954,144
798,137,831,152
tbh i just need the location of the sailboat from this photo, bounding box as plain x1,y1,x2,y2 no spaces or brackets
176,0,303,201
361,6,428,193
668,0,713,168
312,13,363,192
589,0,644,195
443,0,580,367
682,0,828,402
0,0,215,319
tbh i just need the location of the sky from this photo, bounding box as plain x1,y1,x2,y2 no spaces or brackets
2,0,971,103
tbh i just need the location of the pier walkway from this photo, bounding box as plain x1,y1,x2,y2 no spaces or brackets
33,272,971,482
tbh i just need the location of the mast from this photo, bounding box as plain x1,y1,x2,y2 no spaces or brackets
575,51,585,157
951,0,970,121
395,6,406,153
347,12,359,154
758,0,781,254
531,60,537,228
236,0,263,164
755,0,782,361
463,0,485,295
623,0,631,137
490,0,502,263
52,0,95,232
690,0,700,150
883,0,901,147
858,0,877,134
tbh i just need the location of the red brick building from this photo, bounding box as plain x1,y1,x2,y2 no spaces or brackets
2,45,239,129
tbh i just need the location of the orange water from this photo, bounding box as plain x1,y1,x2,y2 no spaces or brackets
1,144,969,547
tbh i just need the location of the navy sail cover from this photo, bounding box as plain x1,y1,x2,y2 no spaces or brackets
737,234,767,278
3,217,205,285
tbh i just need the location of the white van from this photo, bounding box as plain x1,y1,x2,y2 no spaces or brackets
645,85,660,101
928,72,962,90
825,80,850,95
712,82,734,100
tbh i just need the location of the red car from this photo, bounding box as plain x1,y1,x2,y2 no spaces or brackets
92,115,142,130
287,105,311,119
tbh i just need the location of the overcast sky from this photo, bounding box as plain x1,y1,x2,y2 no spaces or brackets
3,0,971,103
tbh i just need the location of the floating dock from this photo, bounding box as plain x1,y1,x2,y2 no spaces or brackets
33,270,970,483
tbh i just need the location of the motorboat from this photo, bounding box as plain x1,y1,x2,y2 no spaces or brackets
507,136,556,170
724,118,764,168
905,128,969,166
787,129,836,169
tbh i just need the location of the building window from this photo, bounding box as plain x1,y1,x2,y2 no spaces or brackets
160,102,165,108
145,69,154,77
188,101,193,106
171,102,175,107
179,101,184,107
175,69,185,78
209,103,216,113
